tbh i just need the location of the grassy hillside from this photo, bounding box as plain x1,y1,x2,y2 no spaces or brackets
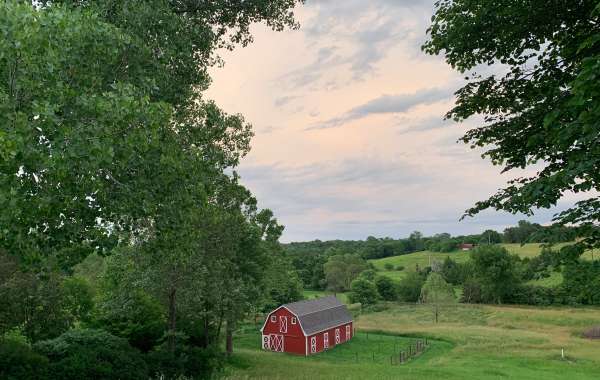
370,250,469,281
371,243,597,283
225,303,600,379
304,290,349,304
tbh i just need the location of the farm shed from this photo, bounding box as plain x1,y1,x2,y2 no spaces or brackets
261,295,353,355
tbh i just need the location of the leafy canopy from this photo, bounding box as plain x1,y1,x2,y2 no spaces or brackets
424,1,600,247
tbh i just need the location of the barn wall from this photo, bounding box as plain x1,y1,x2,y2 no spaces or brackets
307,322,353,355
262,307,305,355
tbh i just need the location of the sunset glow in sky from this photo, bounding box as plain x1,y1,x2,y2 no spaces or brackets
206,0,577,242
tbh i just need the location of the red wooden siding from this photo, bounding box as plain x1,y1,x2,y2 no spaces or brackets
262,307,305,355
261,303,353,356
306,322,353,355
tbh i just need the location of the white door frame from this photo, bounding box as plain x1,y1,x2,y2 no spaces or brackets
323,332,329,349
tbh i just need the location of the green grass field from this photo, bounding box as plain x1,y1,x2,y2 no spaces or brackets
370,243,597,283
224,303,600,379
303,290,349,304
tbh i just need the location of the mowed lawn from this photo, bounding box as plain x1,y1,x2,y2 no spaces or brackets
370,243,598,282
224,303,600,379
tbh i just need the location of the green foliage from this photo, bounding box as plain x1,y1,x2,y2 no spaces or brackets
358,269,377,281
440,256,469,285
145,344,224,380
262,252,304,312
424,0,600,246
374,275,397,301
92,291,166,352
383,262,394,270
0,338,49,380
34,329,147,380
0,252,91,342
469,246,521,304
480,230,502,244
420,272,456,323
396,271,426,303
323,254,368,292
348,278,379,306
561,260,600,305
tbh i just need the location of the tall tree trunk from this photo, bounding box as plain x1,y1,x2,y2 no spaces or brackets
226,319,234,356
168,287,177,352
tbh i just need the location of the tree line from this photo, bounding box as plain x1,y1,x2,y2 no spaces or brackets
286,221,583,290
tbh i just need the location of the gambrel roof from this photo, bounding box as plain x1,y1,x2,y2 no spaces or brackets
283,295,352,335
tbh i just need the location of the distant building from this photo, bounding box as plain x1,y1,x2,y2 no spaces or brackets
459,243,475,251
260,296,353,355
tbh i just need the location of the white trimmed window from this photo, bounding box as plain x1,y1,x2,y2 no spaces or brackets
310,336,317,353
270,315,276,323
323,332,329,349
291,317,297,324
346,325,351,340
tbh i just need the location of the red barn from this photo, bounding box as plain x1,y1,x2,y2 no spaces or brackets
260,296,353,355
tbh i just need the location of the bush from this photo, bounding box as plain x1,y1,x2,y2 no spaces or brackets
348,278,379,305
92,291,166,352
34,329,148,380
460,279,483,303
395,265,405,271
469,246,521,303
383,263,394,270
397,272,425,302
0,339,49,380
145,344,224,379
510,285,555,306
375,276,397,301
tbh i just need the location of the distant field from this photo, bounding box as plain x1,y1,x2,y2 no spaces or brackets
371,243,597,283
225,303,600,379
304,289,349,304
370,250,470,281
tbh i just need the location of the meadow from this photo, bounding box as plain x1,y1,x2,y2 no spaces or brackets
223,243,600,379
370,243,597,283
224,303,600,379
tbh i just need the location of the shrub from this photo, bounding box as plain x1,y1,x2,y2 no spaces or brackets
460,279,483,303
92,291,166,352
348,278,379,305
145,344,224,379
383,263,394,271
510,285,555,306
395,265,405,271
0,338,49,380
375,276,397,301
34,329,148,380
469,246,521,303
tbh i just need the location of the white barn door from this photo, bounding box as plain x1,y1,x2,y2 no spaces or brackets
323,332,329,349
335,329,341,344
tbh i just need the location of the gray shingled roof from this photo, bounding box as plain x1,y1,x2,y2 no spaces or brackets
284,296,352,335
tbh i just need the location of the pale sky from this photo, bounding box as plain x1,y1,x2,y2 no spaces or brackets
206,0,576,242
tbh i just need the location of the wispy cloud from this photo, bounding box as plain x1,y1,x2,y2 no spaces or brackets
309,87,453,130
